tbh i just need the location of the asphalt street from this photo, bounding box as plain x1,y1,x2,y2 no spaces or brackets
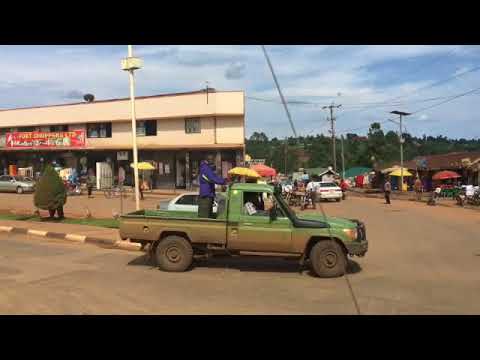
0,196,478,314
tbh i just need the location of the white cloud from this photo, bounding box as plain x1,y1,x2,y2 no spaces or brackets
0,45,478,139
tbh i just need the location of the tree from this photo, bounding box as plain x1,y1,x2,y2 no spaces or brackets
34,165,67,219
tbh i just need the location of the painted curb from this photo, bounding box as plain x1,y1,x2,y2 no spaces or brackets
0,226,142,252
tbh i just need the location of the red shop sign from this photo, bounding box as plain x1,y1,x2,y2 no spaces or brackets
6,130,86,149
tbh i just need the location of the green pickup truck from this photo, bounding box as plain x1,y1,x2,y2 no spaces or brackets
119,183,367,278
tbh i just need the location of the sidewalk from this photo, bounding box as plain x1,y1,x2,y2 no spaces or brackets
0,219,141,252
0,192,175,219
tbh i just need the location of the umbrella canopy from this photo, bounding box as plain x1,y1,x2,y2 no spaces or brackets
228,167,260,178
344,167,372,178
250,164,277,177
130,162,155,170
432,170,461,181
389,168,413,177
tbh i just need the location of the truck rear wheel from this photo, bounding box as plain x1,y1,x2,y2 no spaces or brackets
155,236,193,272
309,240,346,278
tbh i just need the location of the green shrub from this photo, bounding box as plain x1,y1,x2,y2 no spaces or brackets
34,165,67,215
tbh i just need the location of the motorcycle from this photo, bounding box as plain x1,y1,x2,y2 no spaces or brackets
456,186,480,207
300,189,316,211
65,180,82,196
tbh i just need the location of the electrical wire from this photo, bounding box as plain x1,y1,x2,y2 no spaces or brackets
410,85,480,115
336,64,480,119
336,86,480,135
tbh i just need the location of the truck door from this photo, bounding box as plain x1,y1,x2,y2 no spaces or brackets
227,190,293,253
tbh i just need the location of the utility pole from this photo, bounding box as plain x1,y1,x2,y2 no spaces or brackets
340,135,345,179
322,103,342,173
390,111,411,192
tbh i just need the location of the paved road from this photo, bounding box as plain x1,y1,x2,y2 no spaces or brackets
0,196,479,314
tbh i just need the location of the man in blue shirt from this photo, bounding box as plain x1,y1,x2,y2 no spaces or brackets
198,154,226,218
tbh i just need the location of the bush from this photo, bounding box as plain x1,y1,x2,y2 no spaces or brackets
34,165,67,218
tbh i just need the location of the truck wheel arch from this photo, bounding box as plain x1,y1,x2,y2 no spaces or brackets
152,231,191,250
304,236,347,260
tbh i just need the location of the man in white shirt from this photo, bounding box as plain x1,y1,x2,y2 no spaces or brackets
306,180,318,209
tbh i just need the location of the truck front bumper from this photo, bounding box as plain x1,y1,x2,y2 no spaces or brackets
345,240,368,257
346,219,368,257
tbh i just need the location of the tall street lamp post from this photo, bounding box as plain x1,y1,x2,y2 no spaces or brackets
122,45,143,210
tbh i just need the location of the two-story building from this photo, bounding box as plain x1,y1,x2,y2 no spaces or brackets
0,89,245,189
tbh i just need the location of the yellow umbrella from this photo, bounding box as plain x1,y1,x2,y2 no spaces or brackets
389,168,413,177
228,167,260,178
130,162,155,170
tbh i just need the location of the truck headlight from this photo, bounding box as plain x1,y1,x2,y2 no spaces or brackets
342,228,358,241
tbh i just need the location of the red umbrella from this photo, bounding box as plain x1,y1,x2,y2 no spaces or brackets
432,170,462,181
250,164,277,177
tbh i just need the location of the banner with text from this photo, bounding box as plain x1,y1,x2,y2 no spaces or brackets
6,130,86,149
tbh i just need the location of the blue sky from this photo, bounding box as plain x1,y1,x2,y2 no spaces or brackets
0,45,479,139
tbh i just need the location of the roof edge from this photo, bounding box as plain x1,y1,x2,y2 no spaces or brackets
0,89,245,113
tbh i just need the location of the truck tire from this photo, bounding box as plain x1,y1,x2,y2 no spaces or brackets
336,198,341,202
155,236,193,272
309,240,346,278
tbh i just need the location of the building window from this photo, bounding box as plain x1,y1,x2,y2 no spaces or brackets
50,125,69,132
87,123,112,138
185,118,201,134
137,120,157,137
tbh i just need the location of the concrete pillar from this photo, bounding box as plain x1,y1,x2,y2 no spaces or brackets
235,150,244,167
185,151,191,190
215,151,222,176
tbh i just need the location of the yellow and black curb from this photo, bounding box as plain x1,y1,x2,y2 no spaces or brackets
0,225,141,252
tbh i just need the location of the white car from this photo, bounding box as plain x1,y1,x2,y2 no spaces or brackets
160,192,224,213
315,182,343,202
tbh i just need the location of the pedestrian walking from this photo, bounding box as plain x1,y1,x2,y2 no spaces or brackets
340,178,348,200
86,169,96,198
414,176,423,201
198,154,226,218
306,179,318,209
384,177,392,204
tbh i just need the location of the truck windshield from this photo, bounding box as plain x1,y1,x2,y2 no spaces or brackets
275,193,297,219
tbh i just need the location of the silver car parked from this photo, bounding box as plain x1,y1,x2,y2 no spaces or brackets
0,175,36,194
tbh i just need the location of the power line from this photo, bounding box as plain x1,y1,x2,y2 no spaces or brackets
337,86,480,135
246,94,459,109
336,63,480,120
261,45,297,137
410,85,480,115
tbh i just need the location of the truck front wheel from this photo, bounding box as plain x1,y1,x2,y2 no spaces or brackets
156,236,193,272
309,240,347,278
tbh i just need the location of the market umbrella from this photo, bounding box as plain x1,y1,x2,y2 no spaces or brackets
250,164,277,177
389,168,413,177
228,167,260,178
432,170,461,181
130,162,155,190
130,162,155,170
